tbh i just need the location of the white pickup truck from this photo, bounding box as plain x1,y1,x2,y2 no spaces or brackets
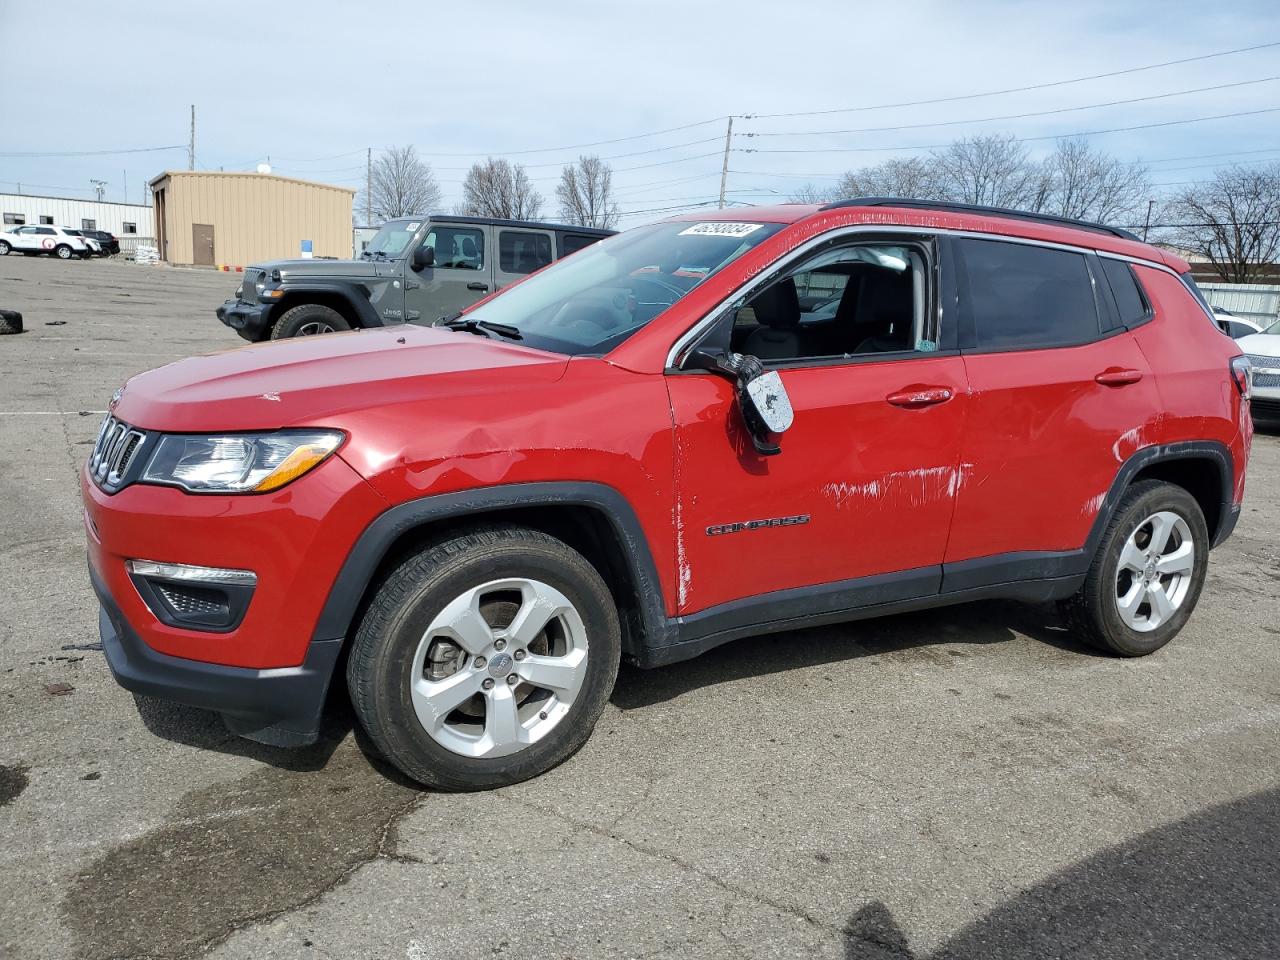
0,225,93,259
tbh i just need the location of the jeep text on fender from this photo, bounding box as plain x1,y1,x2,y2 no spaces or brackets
92,198,1252,790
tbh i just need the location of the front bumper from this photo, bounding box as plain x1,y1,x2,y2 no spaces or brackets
91,562,341,746
216,298,272,342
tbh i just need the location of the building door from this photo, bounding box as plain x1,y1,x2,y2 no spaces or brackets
192,224,215,266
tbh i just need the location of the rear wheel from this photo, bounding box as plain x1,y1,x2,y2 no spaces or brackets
1059,480,1208,656
270,303,351,339
55,244,73,260
347,526,621,790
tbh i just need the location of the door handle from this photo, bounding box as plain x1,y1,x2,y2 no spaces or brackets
467,282,489,291
1095,368,1143,386
885,386,954,408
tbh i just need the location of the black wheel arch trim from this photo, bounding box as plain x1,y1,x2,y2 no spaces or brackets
312,481,671,656
274,281,384,328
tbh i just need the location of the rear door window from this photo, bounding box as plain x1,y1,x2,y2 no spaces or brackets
560,233,602,257
959,238,1101,350
500,230,554,275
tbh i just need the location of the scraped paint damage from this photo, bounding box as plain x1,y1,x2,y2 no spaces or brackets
822,463,974,511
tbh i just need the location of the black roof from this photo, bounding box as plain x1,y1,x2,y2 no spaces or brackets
818,197,1142,243
384,214,614,236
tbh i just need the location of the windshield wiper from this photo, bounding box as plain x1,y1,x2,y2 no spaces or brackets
442,316,523,340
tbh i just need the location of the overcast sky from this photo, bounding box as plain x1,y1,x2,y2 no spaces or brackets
1,0,1276,226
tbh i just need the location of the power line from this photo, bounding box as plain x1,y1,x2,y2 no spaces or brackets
748,41,1280,120
744,77,1280,139
0,144,185,159
411,117,728,158
741,107,1280,154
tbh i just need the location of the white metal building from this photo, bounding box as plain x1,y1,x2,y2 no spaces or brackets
0,193,154,242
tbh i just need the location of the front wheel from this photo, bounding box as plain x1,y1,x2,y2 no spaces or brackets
1059,480,1209,656
347,526,621,790
270,303,351,339
0,240,10,256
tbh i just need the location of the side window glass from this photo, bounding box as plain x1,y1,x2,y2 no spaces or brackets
1100,258,1152,326
960,239,1100,349
35,227,55,235
560,233,600,257
500,231,553,275
729,244,927,363
424,227,484,270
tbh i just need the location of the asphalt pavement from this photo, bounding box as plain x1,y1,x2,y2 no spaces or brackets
1,254,1277,959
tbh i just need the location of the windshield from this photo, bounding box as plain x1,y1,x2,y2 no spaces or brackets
464,220,784,354
364,220,422,258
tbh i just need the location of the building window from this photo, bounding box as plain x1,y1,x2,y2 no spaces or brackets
81,219,96,230
122,222,137,234
3,213,25,225
39,215,53,225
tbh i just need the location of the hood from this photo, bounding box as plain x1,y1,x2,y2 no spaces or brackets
112,324,569,433
1238,332,1280,359
249,258,380,280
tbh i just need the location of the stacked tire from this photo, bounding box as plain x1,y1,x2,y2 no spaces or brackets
0,310,23,335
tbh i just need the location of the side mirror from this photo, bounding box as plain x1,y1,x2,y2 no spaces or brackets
412,244,435,270
689,348,793,455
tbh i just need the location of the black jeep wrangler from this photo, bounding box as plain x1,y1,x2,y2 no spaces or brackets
217,215,613,340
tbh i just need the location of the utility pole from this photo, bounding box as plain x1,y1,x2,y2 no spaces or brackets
188,105,196,171
90,179,107,202
1142,199,1155,241
123,169,127,203
717,116,734,209
366,147,373,225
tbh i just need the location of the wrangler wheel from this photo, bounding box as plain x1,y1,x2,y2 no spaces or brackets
270,303,351,339
1059,480,1208,657
347,526,620,790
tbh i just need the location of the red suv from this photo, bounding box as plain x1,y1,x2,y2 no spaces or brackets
84,199,1252,790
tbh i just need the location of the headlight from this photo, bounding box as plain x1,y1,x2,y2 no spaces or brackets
141,430,343,493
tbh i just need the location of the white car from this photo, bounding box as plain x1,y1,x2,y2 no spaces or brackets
0,225,93,260
1213,307,1265,340
1238,318,1280,422
62,228,103,257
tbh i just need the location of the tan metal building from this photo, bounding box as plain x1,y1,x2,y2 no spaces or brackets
148,171,355,267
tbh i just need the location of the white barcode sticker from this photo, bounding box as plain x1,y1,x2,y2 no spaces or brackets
677,222,765,238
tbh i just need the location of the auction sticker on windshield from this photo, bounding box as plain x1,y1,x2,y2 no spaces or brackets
678,222,765,238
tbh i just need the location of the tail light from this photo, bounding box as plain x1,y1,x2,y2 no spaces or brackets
1230,356,1251,399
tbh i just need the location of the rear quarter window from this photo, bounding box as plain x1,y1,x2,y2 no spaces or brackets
959,238,1101,350
1099,258,1152,326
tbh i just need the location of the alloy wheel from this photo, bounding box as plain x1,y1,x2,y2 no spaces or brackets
1114,510,1195,632
409,578,589,758
296,321,335,335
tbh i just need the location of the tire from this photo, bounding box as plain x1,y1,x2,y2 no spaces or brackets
347,525,621,791
0,310,22,335
269,303,352,339
0,240,10,256
54,244,72,260
1059,480,1209,657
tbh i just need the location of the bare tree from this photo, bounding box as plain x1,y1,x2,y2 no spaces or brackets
460,158,543,220
835,156,942,201
369,145,441,220
556,155,619,228
1036,138,1149,223
930,134,1040,208
1165,163,1280,283
787,182,838,204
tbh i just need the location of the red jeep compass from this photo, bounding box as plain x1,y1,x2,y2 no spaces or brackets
84,199,1253,790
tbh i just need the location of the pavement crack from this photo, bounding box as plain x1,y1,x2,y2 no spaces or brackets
502,793,839,935
192,790,429,957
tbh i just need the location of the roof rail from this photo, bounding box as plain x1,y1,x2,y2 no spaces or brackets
818,197,1142,243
